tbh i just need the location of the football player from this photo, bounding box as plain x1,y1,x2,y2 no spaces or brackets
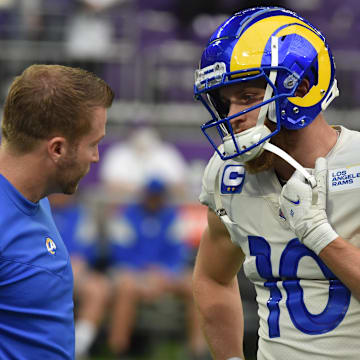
192,7,360,360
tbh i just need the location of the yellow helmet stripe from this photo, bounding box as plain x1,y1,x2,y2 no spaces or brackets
277,24,331,106
230,16,331,107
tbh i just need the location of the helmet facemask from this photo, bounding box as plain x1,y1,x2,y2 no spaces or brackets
195,36,297,163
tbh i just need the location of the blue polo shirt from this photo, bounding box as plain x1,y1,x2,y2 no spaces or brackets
109,203,189,274
0,175,74,359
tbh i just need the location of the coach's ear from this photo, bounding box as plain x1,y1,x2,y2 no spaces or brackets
47,136,67,164
295,78,310,98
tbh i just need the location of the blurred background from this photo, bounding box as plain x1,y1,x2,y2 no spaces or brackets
1,0,359,359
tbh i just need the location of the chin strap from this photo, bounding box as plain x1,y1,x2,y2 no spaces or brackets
262,142,316,188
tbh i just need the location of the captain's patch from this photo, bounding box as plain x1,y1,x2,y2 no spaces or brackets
221,165,245,194
329,165,360,192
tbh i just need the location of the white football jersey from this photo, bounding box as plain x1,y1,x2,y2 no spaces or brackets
199,126,360,360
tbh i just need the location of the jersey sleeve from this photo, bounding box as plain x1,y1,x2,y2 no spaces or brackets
199,152,223,212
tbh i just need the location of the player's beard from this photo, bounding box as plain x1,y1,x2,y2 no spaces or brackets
244,121,288,174
245,148,275,174
56,149,88,195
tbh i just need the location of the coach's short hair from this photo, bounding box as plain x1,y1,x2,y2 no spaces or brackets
2,64,114,152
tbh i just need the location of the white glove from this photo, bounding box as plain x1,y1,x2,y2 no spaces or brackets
279,157,338,255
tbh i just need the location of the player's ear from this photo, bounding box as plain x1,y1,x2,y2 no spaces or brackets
295,78,310,98
47,136,67,163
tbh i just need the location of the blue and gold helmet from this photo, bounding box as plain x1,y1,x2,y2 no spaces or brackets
194,7,339,162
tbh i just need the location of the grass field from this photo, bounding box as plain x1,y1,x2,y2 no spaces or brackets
87,336,257,360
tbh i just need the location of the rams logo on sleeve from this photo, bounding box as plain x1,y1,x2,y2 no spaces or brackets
45,237,57,255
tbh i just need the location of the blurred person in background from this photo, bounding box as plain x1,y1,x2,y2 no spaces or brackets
65,0,120,76
106,178,209,360
100,126,189,200
0,64,114,359
0,0,43,40
49,193,112,360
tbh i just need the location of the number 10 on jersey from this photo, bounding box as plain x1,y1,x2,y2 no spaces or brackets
248,236,351,338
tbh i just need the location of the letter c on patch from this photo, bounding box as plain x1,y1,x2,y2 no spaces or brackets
221,165,245,194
